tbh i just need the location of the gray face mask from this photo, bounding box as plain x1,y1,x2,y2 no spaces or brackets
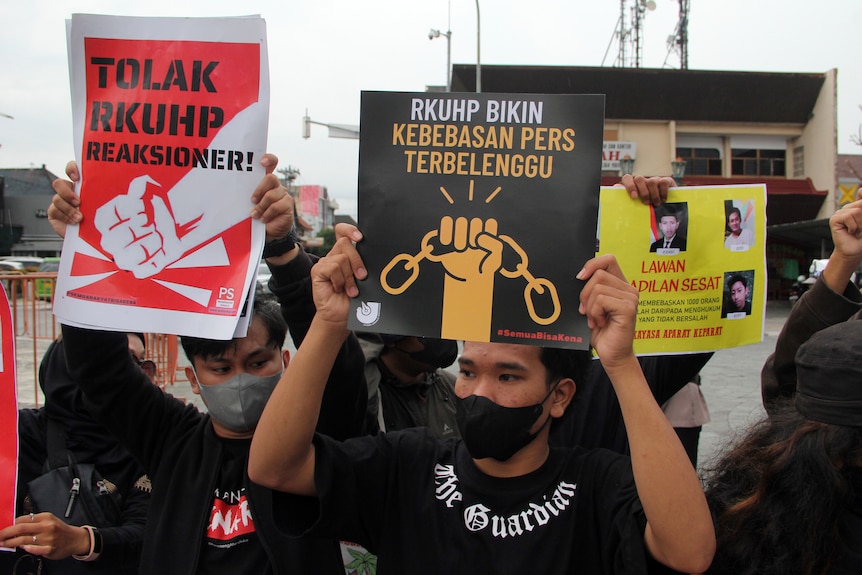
197,370,283,432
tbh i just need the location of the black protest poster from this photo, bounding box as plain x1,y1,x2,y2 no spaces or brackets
348,91,604,350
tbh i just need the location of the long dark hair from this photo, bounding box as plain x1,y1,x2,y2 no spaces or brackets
703,400,862,575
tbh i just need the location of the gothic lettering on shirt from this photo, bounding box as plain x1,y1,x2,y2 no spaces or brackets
434,464,463,508
433,465,578,539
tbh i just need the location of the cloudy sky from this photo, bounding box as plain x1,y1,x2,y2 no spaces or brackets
1,0,860,219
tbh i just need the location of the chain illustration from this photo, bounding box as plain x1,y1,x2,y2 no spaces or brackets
498,234,561,325
380,224,561,325
380,230,439,295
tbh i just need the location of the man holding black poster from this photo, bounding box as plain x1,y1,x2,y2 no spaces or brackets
249,226,715,575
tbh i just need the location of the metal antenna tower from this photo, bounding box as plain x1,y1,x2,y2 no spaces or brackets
602,0,656,68
663,0,690,69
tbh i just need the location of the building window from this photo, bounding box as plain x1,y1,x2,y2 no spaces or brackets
731,148,785,177
793,146,804,177
675,147,722,176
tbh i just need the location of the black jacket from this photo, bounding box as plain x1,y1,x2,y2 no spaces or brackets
2,339,150,575
761,276,862,409
551,353,713,454
62,250,367,575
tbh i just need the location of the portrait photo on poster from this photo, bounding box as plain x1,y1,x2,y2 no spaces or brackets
723,199,755,251
649,202,688,255
721,269,754,319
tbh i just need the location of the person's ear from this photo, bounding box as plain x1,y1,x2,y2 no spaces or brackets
550,378,576,418
281,349,291,368
185,366,201,396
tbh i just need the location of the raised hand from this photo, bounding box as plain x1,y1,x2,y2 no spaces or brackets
618,174,677,207
823,198,862,290
310,224,367,327
577,254,639,371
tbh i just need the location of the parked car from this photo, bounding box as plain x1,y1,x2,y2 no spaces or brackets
257,261,272,292
0,261,25,298
0,261,25,273
1,256,43,272
808,258,856,285
34,257,60,300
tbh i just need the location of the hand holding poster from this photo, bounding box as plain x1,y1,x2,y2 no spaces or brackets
597,184,767,353
55,14,269,339
348,91,605,350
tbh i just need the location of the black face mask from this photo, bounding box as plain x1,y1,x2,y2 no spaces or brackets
405,338,459,370
455,383,557,462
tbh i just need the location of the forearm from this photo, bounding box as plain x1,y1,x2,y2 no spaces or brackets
761,277,862,408
96,483,148,567
822,251,859,292
316,331,369,440
249,315,349,494
268,248,316,326
61,324,183,472
607,356,715,573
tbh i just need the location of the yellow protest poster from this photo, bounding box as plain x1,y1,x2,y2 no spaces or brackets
597,184,766,354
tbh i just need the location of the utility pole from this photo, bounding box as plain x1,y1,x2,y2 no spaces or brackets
604,0,655,68
277,166,301,197
678,0,689,69
663,0,689,69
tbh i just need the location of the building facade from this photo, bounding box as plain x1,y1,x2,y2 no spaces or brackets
451,64,839,298
291,184,339,248
0,166,64,256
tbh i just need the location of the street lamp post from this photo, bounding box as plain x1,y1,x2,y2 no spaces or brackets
302,111,359,140
619,155,636,177
671,157,687,183
428,28,452,91
475,0,481,93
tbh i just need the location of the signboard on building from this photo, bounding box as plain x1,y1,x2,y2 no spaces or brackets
300,185,322,217
602,141,636,171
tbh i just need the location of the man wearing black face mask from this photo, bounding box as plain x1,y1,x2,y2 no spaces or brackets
358,333,459,437
249,235,716,575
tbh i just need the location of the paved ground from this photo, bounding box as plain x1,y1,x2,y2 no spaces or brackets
16,301,793,472
696,300,791,470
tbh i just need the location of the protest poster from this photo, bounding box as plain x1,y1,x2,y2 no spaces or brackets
348,91,604,350
54,14,269,339
597,184,767,354
0,286,18,540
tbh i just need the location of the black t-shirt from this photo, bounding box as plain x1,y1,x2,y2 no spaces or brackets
198,438,270,575
277,427,649,575
552,354,712,454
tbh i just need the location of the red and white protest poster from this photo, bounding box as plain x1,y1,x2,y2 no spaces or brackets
55,14,269,339
0,286,18,541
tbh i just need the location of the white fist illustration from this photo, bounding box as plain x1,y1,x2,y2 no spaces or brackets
94,176,184,279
